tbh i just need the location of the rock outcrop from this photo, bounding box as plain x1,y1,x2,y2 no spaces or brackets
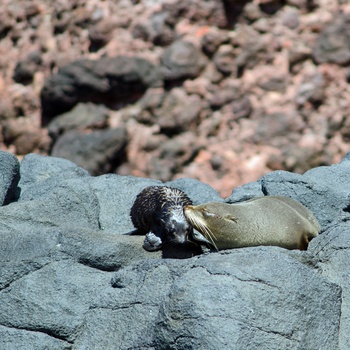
1,149,350,349
1,1,350,197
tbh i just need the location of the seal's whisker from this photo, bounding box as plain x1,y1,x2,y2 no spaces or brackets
187,211,218,251
200,222,219,251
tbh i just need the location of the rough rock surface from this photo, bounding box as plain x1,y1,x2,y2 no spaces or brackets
1,0,350,197
40,56,163,123
51,127,128,175
48,102,110,141
1,150,350,349
0,150,20,205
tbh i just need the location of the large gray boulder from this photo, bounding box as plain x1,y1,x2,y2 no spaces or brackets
0,150,20,205
1,151,350,349
151,249,340,350
308,216,350,349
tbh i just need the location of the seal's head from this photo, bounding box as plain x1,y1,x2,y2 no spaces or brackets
184,203,231,250
130,186,202,258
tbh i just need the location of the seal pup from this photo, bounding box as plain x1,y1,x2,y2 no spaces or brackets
129,186,203,258
184,196,320,251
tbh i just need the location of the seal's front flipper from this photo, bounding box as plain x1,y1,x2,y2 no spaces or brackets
143,232,163,251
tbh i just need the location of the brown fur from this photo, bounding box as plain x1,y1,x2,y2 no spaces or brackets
184,196,320,251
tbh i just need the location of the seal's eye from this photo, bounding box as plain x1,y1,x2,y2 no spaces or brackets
202,209,216,218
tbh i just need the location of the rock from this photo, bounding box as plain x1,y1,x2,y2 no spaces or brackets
309,217,350,349
165,177,222,204
213,44,236,76
0,260,113,342
295,73,325,107
155,89,203,135
226,181,265,202
209,80,241,108
257,153,350,229
8,179,101,231
132,11,175,46
48,102,110,141
286,0,315,8
152,249,340,350
0,325,70,350
252,112,305,145
51,127,128,175
88,18,117,52
52,5,96,34
312,15,350,65
0,150,20,205
1,0,350,204
1,152,350,349
233,26,269,72
19,153,89,192
259,76,286,92
0,11,14,39
12,51,43,85
2,0,350,345
88,174,162,234
201,28,229,57
148,134,201,181
259,0,285,15
242,2,262,22
17,154,220,235
288,43,311,68
40,56,163,123
230,95,252,119
161,40,207,82
221,0,251,26
137,88,203,135
281,8,300,29
3,117,50,155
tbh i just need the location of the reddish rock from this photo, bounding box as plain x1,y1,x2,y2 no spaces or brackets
161,40,207,82
0,0,349,196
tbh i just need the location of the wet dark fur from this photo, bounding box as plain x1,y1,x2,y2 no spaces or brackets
129,186,202,258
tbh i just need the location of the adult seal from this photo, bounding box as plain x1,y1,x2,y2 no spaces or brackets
184,196,320,251
129,186,203,258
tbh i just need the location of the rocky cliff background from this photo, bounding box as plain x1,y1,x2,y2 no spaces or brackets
1,149,350,349
1,0,350,197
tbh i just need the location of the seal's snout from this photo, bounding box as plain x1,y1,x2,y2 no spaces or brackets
174,232,186,244
169,218,190,244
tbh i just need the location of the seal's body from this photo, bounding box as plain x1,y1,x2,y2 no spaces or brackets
184,196,320,251
130,186,202,258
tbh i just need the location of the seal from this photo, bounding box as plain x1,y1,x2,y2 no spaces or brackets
129,186,203,258
184,196,320,251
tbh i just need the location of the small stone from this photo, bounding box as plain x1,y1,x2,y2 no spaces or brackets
213,45,236,76
161,40,207,81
